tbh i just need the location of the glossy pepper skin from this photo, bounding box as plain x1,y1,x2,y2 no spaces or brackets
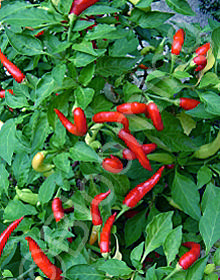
118,129,152,171
69,0,99,16
91,190,111,226
54,108,87,136
0,89,14,98
195,42,210,56
93,111,130,133
179,242,200,270
122,143,157,160
179,98,200,110
100,212,117,253
0,49,25,83
52,198,65,222
102,155,123,173
116,102,147,115
171,29,185,55
25,237,63,280
0,217,23,257
123,165,165,208
193,55,207,66
146,102,164,131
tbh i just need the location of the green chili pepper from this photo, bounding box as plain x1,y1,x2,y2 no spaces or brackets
193,131,220,159
15,186,38,206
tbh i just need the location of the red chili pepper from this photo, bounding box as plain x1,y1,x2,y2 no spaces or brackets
171,29,185,55
93,111,130,133
193,55,207,66
100,212,117,253
0,49,25,83
195,42,210,56
72,107,88,136
25,237,63,280
54,108,87,136
102,155,123,174
35,30,44,37
116,102,147,115
123,143,157,160
118,129,152,171
138,64,148,70
0,216,23,257
69,0,99,16
166,164,175,169
0,89,14,98
52,198,65,222
91,190,111,226
146,102,164,131
195,64,206,72
178,242,200,270
179,97,200,110
123,166,165,208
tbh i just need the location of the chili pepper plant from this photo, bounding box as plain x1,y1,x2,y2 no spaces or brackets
0,0,220,279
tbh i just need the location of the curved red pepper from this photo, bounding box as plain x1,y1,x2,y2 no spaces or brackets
72,107,88,136
179,242,200,270
179,98,200,110
54,108,87,136
171,29,185,55
146,102,164,131
25,237,63,280
123,166,165,208
91,190,111,226
118,129,152,171
195,43,210,56
0,89,14,98
0,216,23,257
93,111,130,133
122,143,157,160
102,155,123,174
69,0,99,16
0,49,25,83
116,102,147,115
52,198,65,222
100,212,117,253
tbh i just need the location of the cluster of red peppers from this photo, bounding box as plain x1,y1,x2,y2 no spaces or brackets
193,42,210,71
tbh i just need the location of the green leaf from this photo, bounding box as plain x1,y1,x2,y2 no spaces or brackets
199,186,220,253
145,211,173,256
197,166,212,189
123,82,142,102
75,87,95,110
71,52,97,68
0,163,9,196
96,56,140,77
0,119,17,165
130,10,174,29
66,264,105,280
163,226,182,265
201,183,220,213
128,115,154,132
4,200,37,221
99,259,133,277
78,63,95,87
85,24,127,40
38,173,57,204
5,89,29,109
72,41,106,56
145,264,158,280
69,142,102,163
186,256,209,280
12,153,30,187
198,72,220,89
109,37,139,57
5,28,43,56
3,6,62,27
172,172,201,221
201,92,220,116
125,210,148,247
71,191,91,221
214,248,220,266
130,242,144,269
82,5,120,15
212,27,220,59
0,2,29,22
53,153,70,174
165,0,195,16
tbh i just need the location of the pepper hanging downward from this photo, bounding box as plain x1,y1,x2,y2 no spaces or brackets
52,198,65,222
179,242,200,270
171,29,185,56
145,102,164,131
100,212,117,254
102,155,123,173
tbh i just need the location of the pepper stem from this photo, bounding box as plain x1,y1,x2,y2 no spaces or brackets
170,54,176,74
163,265,182,280
115,205,130,221
68,13,77,42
